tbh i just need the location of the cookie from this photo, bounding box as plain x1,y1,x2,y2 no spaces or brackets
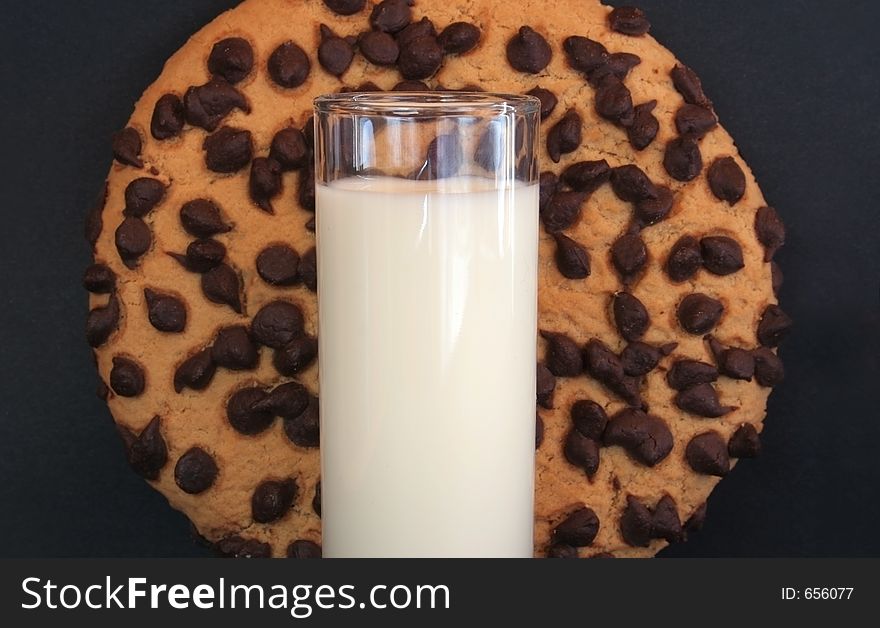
85,0,789,558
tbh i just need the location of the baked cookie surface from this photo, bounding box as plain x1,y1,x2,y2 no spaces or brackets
85,0,789,558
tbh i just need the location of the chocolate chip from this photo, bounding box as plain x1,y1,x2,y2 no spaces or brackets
755,206,786,261
320,30,357,72
634,185,673,226
621,341,675,377
546,109,582,163
252,478,297,523
678,293,724,335
298,247,317,292
526,87,558,120
671,64,712,110
171,238,226,273
619,495,652,546
541,330,583,377
667,359,718,390
547,544,578,558
288,540,322,558
718,347,755,382
184,78,250,131
536,363,556,409
707,157,746,205
700,235,745,276
685,502,707,535
323,0,365,15
270,128,309,171
201,264,242,313
686,432,729,476
110,357,145,397
83,263,115,293
114,216,151,268
553,506,599,547
651,495,683,543
124,178,166,217
536,413,545,449
268,41,311,88
251,301,305,349
254,381,310,418
298,162,316,211
86,294,119,347
256,244,300,286
397,34,443,80
540,192,587,233
675,382,733,417
370,0,412,33
393,79,430,91
757,305,792,347
771,261,783,295
729,423,761,458
603,408,673,466
553,232,590,279
173,348,216,393
174,447,218,494
563,36,608,75
609,6,650,36
313,481,322,516
583,339,642,406
599,52,641,83
215,536,271,558
564,430,600,477
425,133,463,179
208,37,254,84
611,232,647,281
664,135,702,182
120,416,167,481
180,199,232,237
437,21,480,54
212,325,259,370
273,335,318,376
610,164,657,203
227,387,275,435
395,16,436,47
613,292,650,342
203,126,253,173
358,30,399,66
112,127,143,168
665,235,702,282
753,347,784,387
541,191,586,232
284,395,320,447
539,171,559,212
707,337,755,381
561,160,610,193
570,400,608,440
151,94,185,140
506,26,552,74
627,100,659,150
674,103,717,138
144,288,187,332
249,157,282,213
473,127,501,172
594,75,634,125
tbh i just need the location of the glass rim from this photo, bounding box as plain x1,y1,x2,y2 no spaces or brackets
314,91,541,117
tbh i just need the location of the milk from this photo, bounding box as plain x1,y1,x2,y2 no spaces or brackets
317,176,538,558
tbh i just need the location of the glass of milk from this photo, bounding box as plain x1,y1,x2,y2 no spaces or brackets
313,92,540,558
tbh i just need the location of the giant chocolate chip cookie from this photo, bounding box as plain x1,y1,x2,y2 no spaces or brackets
85,0,789,558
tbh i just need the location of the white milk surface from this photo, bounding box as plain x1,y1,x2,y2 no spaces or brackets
317,176,538,557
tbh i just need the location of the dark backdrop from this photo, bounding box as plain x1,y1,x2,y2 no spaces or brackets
0,0,877,557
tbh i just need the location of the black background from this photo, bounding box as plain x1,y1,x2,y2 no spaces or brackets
0,0,877,558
